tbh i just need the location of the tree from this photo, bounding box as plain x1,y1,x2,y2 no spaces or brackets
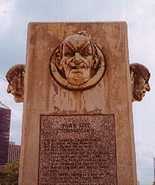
0,161,19,185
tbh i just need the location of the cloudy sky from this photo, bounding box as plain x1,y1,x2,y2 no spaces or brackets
0,0,155,184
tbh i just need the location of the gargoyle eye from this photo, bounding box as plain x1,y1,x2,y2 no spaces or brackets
80,45,92,57
64,48,74,57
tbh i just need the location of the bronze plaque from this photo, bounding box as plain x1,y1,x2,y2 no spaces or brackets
39,114,117,185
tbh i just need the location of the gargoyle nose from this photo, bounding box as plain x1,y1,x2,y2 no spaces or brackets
74,52,81,62
7,85,12,93
146,83,150,91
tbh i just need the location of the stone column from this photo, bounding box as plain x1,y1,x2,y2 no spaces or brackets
19,22,137,185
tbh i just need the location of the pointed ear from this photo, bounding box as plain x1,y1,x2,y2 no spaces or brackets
53,43,63,70
92,43,105,69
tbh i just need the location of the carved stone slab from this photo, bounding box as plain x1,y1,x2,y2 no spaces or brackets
39,114,117,185
19,23,137,185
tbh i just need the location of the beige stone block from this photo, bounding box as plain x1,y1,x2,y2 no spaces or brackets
19,22,137,185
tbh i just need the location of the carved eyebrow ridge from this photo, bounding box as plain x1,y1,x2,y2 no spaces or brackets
64,42,75,52
63,40,92,54
79,41,91,52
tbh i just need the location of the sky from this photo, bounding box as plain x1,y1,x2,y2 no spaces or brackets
0,0,155,185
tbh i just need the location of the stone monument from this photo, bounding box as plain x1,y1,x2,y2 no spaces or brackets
19,22,137,185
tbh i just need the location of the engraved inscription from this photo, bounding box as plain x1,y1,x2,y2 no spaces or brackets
39,115,117,185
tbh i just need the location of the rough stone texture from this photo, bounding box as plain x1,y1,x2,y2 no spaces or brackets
19,22,137,185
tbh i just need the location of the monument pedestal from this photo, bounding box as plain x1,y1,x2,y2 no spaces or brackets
19,22,137,185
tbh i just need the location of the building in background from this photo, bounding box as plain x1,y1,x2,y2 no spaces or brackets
0,101,11,165
8,142,21,162
152,158,155,185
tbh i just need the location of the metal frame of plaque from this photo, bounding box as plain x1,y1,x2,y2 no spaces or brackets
38,114,117,185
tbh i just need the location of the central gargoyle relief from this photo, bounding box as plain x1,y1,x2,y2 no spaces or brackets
50,31,106,90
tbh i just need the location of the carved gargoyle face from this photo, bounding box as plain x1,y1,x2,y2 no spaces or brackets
132,75,150,101
6,65,25,103
50,31,106,90
60,34,94,85
130,63,150,102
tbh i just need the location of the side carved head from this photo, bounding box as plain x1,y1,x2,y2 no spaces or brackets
6,64,25,103
50,31,105,89
130,63,150,102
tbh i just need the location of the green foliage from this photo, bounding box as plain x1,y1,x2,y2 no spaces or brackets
0,161,19,185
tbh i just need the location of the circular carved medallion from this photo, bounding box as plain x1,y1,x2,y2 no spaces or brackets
50,31,106,90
